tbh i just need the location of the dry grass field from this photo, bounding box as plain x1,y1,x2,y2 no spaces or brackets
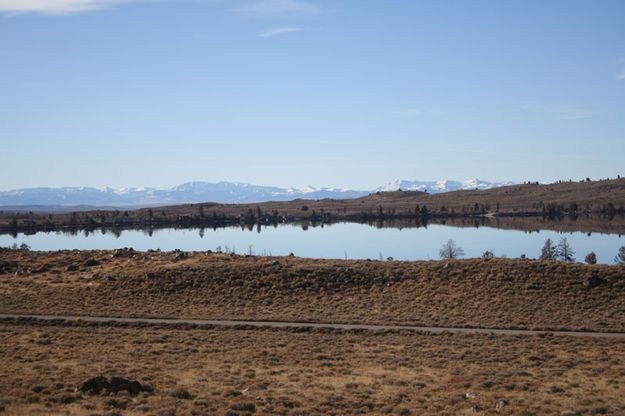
1,319,624,416
2,249,625,332
2,249,625,415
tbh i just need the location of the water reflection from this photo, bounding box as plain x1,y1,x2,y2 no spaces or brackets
1,221,623,265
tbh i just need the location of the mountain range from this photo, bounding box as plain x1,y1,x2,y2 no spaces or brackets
0,179,516,210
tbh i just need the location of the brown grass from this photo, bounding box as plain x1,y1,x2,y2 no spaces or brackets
2,249,625,332
0,319,623,415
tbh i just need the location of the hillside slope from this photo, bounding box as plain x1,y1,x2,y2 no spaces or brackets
2,249,624,332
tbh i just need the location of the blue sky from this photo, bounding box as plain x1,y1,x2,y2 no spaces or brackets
1,0,624,191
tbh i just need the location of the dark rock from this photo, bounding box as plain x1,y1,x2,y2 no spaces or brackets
66,264,79,271
78,376,108,394
157,411,175,416
584,275,606,289
78,376,153,396
84,259,101,267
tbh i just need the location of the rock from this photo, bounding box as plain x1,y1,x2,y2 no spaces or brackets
112,248,136,258
108,377,152,395
157,411,175,416
465,391,478,399
172,389,193,400
584,275,606,289
78,376,108,394
496,400,507,412
84,259,101,267
66,264,79,271
78,376,153,396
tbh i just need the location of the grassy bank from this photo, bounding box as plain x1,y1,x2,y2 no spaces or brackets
1,249,624,332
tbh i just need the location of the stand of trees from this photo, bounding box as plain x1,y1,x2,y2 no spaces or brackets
539,238,575,262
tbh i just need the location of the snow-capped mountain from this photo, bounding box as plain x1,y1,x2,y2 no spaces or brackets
0,179,515,208
377,179,516,193
0,182,369,208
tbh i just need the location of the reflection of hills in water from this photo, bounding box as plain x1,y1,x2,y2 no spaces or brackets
13,214,624,239
362,215,625,236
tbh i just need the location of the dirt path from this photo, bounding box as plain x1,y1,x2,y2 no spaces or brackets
2,313,625,338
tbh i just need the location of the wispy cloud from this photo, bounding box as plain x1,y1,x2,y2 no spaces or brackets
235,0,319,18
522,104,599,120
257,26,302,37
0,0,134,15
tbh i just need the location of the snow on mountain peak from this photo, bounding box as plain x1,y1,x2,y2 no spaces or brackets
0,179,516,208
377,179,515,194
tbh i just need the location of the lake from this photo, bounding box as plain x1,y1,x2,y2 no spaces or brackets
1,223,623,264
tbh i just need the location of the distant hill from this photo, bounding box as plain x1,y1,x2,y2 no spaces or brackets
0,179,515,208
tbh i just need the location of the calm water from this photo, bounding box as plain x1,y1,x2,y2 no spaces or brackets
1,223,623,264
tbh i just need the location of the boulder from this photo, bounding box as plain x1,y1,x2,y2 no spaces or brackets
583,275,606,289
84,259,101,267
78,376,153,396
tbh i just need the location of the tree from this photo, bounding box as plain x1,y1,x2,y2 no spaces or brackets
440,239,464,259
584,252,597,264
482,250,495,259
556,237,575,262
615,246,625,265
539,238,557,260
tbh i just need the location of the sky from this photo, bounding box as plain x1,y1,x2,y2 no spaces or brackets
1,0,624,191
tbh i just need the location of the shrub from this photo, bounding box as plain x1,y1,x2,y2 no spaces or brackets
230,403,256,412
585,252,597,264
539,238,557,260
172,389,194,400
556,238,575,262
440,239,464,259
615,246,625,265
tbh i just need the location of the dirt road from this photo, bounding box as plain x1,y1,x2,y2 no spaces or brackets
2,313,625,338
